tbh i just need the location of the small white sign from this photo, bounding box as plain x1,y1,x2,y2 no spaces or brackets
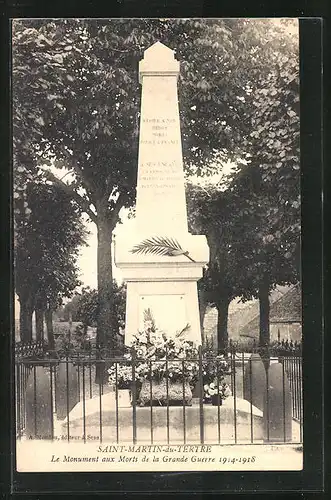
139,294,187,336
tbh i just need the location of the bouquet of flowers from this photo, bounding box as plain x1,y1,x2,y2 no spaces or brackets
108,353,133,389
200,348,231,403
108,309,199,388
131,310,199,383
202,349,231,380
203,381,232,402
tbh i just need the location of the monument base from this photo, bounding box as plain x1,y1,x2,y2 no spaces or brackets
60,396,264,444
115,231,209,345
125,278,202,345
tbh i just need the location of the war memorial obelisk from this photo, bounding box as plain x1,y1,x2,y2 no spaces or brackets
115,42,209,345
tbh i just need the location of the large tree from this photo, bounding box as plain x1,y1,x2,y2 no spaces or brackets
187,182,261,350
236,22,300,348
68,283,126,338
12,18,298,350
14,181,87,345
187,162,300,351
186,19,300,350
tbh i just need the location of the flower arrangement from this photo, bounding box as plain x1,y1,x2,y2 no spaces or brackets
108,353,133,389
200,348,231,403
108,309,199,388
203,381,232,402
108,309,232,407
201,349,231,381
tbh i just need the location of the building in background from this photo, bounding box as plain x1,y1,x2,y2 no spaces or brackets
203,284,302,344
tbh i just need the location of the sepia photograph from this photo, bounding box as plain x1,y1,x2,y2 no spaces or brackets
12,18,303,472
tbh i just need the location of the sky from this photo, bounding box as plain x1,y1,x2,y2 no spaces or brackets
78,218,98,288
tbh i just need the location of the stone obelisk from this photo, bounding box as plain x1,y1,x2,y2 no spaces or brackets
115,42,209,345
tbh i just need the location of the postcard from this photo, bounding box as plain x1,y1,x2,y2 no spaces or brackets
13,17,304,474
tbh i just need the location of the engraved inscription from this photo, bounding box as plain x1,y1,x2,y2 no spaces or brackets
138,158,183,195
137,112,184,198
142,118,176,123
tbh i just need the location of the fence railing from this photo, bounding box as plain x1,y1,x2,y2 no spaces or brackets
282,356,303,422
15,345,303,445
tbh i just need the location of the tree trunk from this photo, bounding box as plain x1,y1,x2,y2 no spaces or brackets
258,280,270,349
96,214,118,348
19,298,34,342
45,308,55,349
216,296,231,353
68,310,73,345
198,288,208,345
35,307,44,342
96,213,118,383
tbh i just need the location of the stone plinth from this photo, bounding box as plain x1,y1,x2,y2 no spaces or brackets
115,41,209,345
115,231,208,344
243,353,267,412
55,363,79,420
61,394,263,444
263,362,292,442
25,366,53,439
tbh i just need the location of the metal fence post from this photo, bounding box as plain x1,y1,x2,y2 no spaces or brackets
131,347,137,444
198,345,204,444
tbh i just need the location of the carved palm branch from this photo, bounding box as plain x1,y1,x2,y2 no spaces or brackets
131,236,195,262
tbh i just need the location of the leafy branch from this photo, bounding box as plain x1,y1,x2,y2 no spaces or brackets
176,323,191,337
143,308,156,331
131,236,196,262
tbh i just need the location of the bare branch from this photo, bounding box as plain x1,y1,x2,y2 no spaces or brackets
44,170,98,224
108,45,131,53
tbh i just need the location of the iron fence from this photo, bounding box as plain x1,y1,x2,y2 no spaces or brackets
15,345,303,445
282,355,303,422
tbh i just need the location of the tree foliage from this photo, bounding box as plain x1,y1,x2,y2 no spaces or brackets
183,19,300,350
187,157,300,349
75,283,126,336
15,181,87,342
